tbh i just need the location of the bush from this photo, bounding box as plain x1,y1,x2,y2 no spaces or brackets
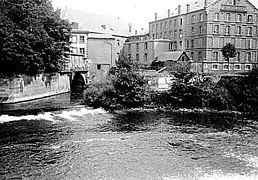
84,58,148,110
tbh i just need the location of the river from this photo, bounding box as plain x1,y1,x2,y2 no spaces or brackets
0,93,257,180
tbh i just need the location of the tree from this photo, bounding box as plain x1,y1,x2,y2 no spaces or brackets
221,43,236,72
0,0,71,76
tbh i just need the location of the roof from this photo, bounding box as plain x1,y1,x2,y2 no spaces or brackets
158,51,186,62
155,0,216,20
61,8,134,37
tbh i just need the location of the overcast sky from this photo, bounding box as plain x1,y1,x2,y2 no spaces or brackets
52,0,258,30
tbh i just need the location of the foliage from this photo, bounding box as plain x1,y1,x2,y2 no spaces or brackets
0,0,71,76
84,57,148,110
221,43,236,62
172,62,196,84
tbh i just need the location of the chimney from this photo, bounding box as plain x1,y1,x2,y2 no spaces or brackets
204,0,207,7
168,9,171,18
129,23,132,33
155,12,158,21
186,4,190,13
178,5,181,15
135,30,137,35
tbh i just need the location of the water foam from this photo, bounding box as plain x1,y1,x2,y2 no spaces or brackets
0,108,107,124
0,112,56,124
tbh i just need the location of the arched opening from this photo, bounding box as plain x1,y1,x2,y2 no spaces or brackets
71,72,86,99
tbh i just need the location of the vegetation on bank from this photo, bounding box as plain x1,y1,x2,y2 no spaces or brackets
0,0,71,76
84,58,258,114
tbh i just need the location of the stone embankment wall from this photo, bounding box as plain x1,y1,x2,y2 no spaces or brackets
0,74,70,103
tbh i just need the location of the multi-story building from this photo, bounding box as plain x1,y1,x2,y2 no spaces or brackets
125,0,258,74
122,34,171,67
61,8,133,77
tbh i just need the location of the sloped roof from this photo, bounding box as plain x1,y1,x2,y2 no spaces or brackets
61,8,134,37
158,51,185,62
156,0,216,20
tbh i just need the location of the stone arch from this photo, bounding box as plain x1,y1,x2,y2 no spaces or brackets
70,72,87,94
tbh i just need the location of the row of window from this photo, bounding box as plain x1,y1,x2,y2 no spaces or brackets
214,12,253,23
128,53,148,62
71,35,86,44
212,51,254,62
71,47,86,55
213,25,254,36
152,29,184,40
212,64,252,71
151,18,184,32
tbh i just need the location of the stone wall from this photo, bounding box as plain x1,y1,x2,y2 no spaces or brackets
0,73,70,104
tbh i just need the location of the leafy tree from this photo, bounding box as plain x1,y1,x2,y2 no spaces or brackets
221,43,236,72
0,0,71,76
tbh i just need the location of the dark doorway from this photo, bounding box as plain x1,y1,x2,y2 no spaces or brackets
71,73,86,99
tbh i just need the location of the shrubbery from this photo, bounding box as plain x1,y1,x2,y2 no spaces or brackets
84,57,258,113
84,58,148,110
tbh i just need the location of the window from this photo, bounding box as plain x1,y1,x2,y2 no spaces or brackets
179,41,182,49
79,36,85,43
174,19,178,27
213,52,219,61
247,27,252,36
71,35,77,43
136,43,139,51
180,18,183,25
79,48,85,55
192,15,195,23
191,40,194,48
247,40,251,49
225,26,230,35
215,12,220,21
226,13,231,21
223,64,229,70
164,22,167,30
136,54,139,61
97,64,101,70
200,13,203,21
160,22,163,30
152,34,155,39
174,42,178,50
156,24,158,31
236,52,241,61
174,30,177,39
245,64,252,70
144,42,148,50
186,40,189,49
198,51,202,61
169,21,172,28
199,26,202,34
169,42,173,50
144,53,147,61
234,64,241,70
213,25,219,34
237,26,241,35
237,14,242,22
117,39,120,46
191,52,194,60
212,64,219,70
179,29,183,38
247,52,251,62
247,15,253,23
191,27,195,35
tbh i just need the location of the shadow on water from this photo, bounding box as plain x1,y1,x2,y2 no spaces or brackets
97,111,258,134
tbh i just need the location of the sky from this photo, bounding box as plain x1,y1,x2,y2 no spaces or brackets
51,0,258,30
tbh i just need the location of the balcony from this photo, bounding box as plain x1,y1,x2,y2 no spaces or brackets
221,5,247,13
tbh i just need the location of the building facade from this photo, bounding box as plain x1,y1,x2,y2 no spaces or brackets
144,0,258,74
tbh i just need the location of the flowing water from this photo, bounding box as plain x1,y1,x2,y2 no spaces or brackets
0,93,257,180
